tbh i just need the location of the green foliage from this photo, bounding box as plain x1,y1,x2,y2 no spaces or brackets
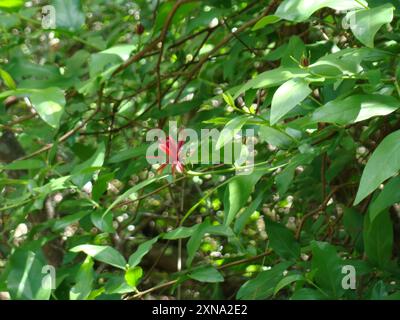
347,4,394,48
70,245,127,269
355,130,400,204
7,248,52,300
265,219,300,261
188,266,224,283
271,78,311,124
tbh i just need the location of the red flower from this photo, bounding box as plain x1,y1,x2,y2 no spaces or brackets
157,136,185,174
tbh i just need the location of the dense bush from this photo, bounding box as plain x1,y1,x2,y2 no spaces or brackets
1,0,400,300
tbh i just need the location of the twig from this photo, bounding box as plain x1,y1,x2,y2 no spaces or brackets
174,1,279,101
17,84,105,160
155,0,194,109
295,185,340,240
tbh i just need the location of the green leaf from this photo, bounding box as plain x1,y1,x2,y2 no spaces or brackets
347,4,394,48
144,99,203,120
0,178,29,186
311,241,344,298
216,115,248,150
222,92,235,107
311,95,399,125
128,237,158,267
52,0,85,31
275,166,296,195
258,126,293,149
186,220,212,267
270,78,311,125
0,0,23,9
89,45,136,78
105,276,132,295
92,172,114,202
235,67,309,98
163,225,199,240
236,261,292,299
291,288,328,300
52,211,90,231
30,87,65,128
7,249,52,300
70,245,126,269
384,291,400,300
354,129,400,205
265,219,300,260
125,266,143,288
186,220,233,267
370,280,388,300
364,210,393,268
275,0,367,22
91,210,114,233
234,187,267,234
369,176,400,222
72,142,106,187
153,2,198,32
188,267,224,283
274,274,306,296
0,159,44,170
308,49,362,77
343,208,363,249
223,170,265,226
34,176,71,196
70,257,94,300
108,144,147,163
0,67,16,89
252,15,281,31
281,36,306,68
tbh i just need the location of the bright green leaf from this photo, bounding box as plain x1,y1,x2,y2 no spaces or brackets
7,249,52,300
270,78,311,125
128,237,158,267
236,261,292,299
216,115,248,150
52,0,85,31
125,266,143,288
188,267,224,283
1,159,44,170
311,95,399,125
265,219,300,260
70,245,126,269
252,15,281,31
274,274,305,296
235,67,309,98
347,4,394,48
354,129,400,205
30,87,65,128
275,0,367,22
0,67,16,89
223,170,265,226
70,257,94,300
259,126,293,148
311,241,344,299
369,176,400,222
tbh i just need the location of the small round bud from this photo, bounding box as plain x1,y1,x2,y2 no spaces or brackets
135,23,144,35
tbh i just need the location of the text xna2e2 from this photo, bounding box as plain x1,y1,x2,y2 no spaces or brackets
152,304,248,317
